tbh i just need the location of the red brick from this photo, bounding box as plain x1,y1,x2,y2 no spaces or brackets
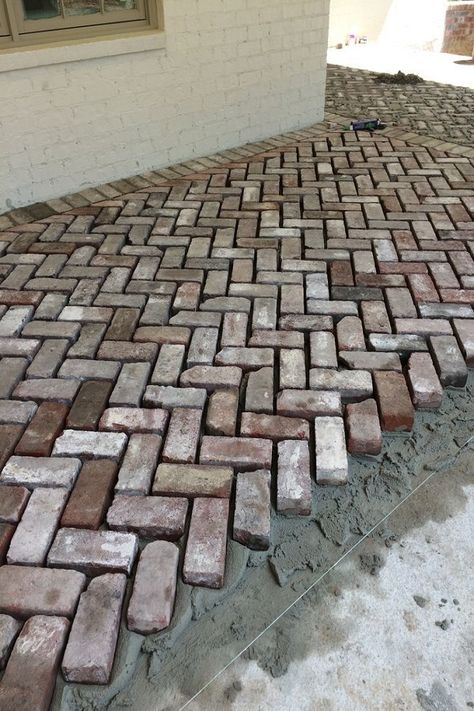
206,388,239,436
0,565,86,618
315,417,348,485
453,319,474,366
183,498,229,588
0,614,21,670
0,615,69,711
233,470,271,550
277,440,312,515
407,353,443,409
61,574,126,684
14,402,68,457
407,273,440,303
162,408,203,463
107,495,188,540
47,528,138,576
61,460,117,529
346,399,382,455
99,406,168,434
180,365,242,391
0,524,14,564
200,436,272,471
374,371,414,432
0,485,29,524
153,463,233,498
240,412,309,441
127,541,179,634
430,335,468,388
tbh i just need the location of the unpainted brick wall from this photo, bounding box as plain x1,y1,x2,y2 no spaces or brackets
0,0,330,212
442,1,474,55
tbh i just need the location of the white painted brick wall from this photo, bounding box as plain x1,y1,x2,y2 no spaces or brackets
0,0,330,212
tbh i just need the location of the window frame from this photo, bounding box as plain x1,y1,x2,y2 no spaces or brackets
0,0,162,49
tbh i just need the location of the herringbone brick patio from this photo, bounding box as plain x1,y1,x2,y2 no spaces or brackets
0,129,473,709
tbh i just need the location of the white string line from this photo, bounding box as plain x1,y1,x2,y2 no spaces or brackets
178,438,472,711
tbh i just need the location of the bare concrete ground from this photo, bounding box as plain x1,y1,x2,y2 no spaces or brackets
62,377,473,711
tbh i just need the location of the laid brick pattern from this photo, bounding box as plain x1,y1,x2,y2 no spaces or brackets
0,129,473,706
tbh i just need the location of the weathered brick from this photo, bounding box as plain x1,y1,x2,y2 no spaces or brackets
127,541,179,633
0,485,29,523
310,369,372,402
14,401,68,457
53,429,127,460
407,353,443,409
315,417,348,485
144,385,207,410
134,325,191,346
233,470,271,550
200,436,272,471
274,416,313,517
245,367,274,414
346,399,382,456
395,318,453,336
153,463,233,499
337,316,366,351
276,389,342,418
151,343,185,385
7,487,68,566
0,614,21,670
339,351,402,372
13,377,80,404
183,498,229,588
221,312,248,347
61,460,117,529
180,365,242,391
279,348,306,389
107,495,188,540
115,433,162,495
47,528,138,576
241,412,309,441
215,346,274,370
453,318,474,366
206,388,239,436
374,371,414,432
0,615,69,711
310,331,337,368
162,408,202,464
0,399,37,425
430,335,468,388
99,407,168,434
0,565,86,618
0,424,23,469
62,574,126,684
368,333,428,354
0,524,14,564
0,455,81,489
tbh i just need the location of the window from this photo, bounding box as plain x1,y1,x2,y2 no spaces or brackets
0,0,162,49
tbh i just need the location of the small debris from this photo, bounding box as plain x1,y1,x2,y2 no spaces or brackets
374,70,424,85
435,619,450,631
413,595,428,608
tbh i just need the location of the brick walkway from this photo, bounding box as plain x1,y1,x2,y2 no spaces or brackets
0,128,473,709
326,64,474,147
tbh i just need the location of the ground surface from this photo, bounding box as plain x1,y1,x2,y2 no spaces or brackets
326,62,474,147
185,447,474,711
0,66,473,711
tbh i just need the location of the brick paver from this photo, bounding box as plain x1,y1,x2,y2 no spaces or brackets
0,128,473,702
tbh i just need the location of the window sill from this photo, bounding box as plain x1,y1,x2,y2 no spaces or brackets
0,30,166,73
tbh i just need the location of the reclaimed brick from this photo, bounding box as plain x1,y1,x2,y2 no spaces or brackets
368,333,428,353
277,440,312,515
61,574,126,685
107,495,188,540
453,319,474,365
0,615,69,711
430,335,468,387
151,343,185,385
310,369,372,402
153,463,233,499
206,388,239,436
47,528,138,576
134,325,191,346
183,498,229,588
14,401,68,457
127,541,179,633
61,460,117,529
346,399,382,456
0,358,28,398
53,429,127,460
221,312,248,347
395,318,453,336
109,362,150,407
144,385,207,410
374,371,415,432
407,353,443,409
7,488,68,566
115,433,162,495
99,407,168,434
13,377,80,404
310,331,337,368
200,436,272,471
162,408,202,464
233,470,271,550
337,316,366,351
241,412,309,441
0,400,36,425
180,365,242,391
0,565,86,618
245,366,274,414
215,346,274,370
0,485,29,524
315,417,348,485
0,615,21,670
66,380,112,430
0,455,81,489
340,351,402,372
0,524,14,564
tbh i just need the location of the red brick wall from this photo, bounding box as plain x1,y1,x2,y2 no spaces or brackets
442,1,474,56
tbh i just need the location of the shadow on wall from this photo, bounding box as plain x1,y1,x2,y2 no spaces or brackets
328,0,451,52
